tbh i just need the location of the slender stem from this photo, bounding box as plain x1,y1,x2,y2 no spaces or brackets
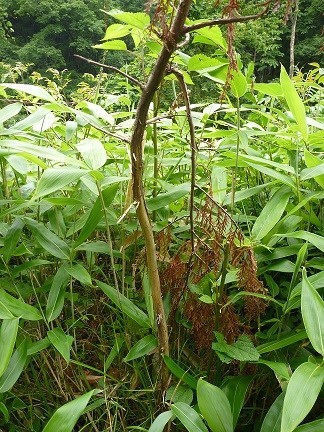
231,98,241,215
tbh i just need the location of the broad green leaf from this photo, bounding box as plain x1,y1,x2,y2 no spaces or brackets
66,263,92,286
33,168,89,199
73,183,118,248
7,107,51,131
301,271,324,356
252,186,291,241
12,259,52,278
147,183,190,211
0,318,19,377
193,25,227,49
223,182,275,205
281,362,324,432
278,231,324,253
105,9,150,29
124,335,157,361
166,385,194,405
197,379,233,432
97,280,151,328
102,23,131,40
212,334,260,363
42,390,95,432
253,83,283,97
221,376,252,428
0,340,27,393
300,164,324,181
211,166,227,203
46,264,70,322
104,336,124,370
0,102,23,123
257,330,307,354
0,83,55,102
47,328,74,363
76,138,107,170
280,65,308,141
304,148,324,188
0,290,42,321
33,111,56,132
24,218,70,260
3,218,24,263
93,40,127,50
148,411,174,432
294,419,324,432
260,392,285,432
188,54,228,74
5,155,28,174
164,356,198,390
171,402,208,432
80,101,114,125
230,70,247,98
27,337,51,356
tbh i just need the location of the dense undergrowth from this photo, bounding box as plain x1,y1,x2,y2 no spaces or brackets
0,5,323,432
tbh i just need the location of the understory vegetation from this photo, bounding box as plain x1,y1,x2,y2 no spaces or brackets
0,1,323,432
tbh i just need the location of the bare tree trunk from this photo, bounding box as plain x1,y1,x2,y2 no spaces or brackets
289,0,299,78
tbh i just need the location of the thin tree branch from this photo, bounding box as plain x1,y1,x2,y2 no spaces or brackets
74,54,144,89
182,1,272,34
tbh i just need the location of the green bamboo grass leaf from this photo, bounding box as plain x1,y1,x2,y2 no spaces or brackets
148,411,174,432
197,379,233,432
46,264,70,322
33,168,89,199
281,362,324,432
260,392,285,432
27,338,51,356
171,402,208,432
300,164,324,181
252,186,291,241
3,218,24,263
304,148,324,188
8,107,51,131
164,356,198,390
0,83,55,102
247,162,295,188
5,154,28,174
12,259,52,278
147,183,190,211
277,231,324,253
47,328,74,363
280,65,308,141
42,390,95,432
0,318,19,377
0,102,23,123
223,182,275,205
257,330,307,354
73,183,118,248
66,263,92,286
0,340,27,393
76,138,107,170
0,290,42,321
301,271,324,356
258,360,291,382
80,101,115,125
294,419,324,432
24,218,70,259
221,376,252,428
97,281,151,328
124,335,157,361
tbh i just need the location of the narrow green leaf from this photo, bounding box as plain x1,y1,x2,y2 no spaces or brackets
300,164,324,181
3,218,24,263
294,419,324,432
260,392,285,432
278,231,324,253
33,168,89,199
73,184,118,248
164,356,198,390
147,183,190,211
280,65,308,141
124,335,157,362
0,290,42,321
27,337,51,356
93,40,127,50
0,318,19,377
304,148,324,188
257,330,307,354
281,362,324,432
221,376,252,428
66,263,92,286
254,83,283,97
301,270,324,356
0,102,23,123
76,138,107,170
105,9,150,29
42,390,95,432
258,360,291,382
47,328,74,363
46,264,70,322
252,186,291,241
197,379,233,432
25,218,70,260
0,83,55,102
148,411,174,432
171,402,208,432
0,340,27,393
97,280,151,328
